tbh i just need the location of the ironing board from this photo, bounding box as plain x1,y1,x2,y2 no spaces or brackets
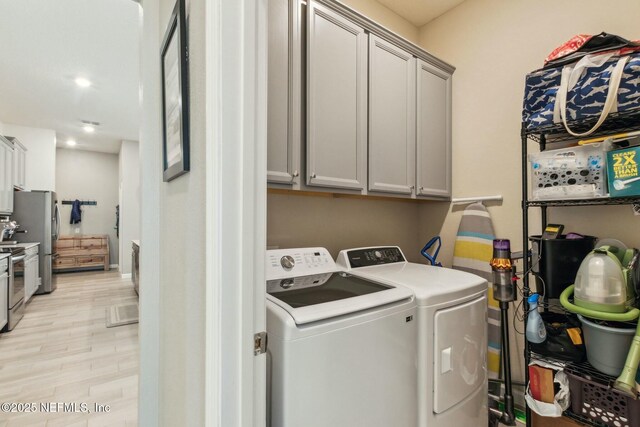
452,202,501,379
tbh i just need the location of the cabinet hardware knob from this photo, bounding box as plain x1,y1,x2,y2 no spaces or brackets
292,170,299,178
410,185,415,190
311,173,317,179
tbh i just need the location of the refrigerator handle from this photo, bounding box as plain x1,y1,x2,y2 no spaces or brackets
54,203,60,240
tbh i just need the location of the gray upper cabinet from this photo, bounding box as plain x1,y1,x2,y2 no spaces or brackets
267,0,302,185
0,137,13,214
307,1,367,190
10,137,26,190
368,35,416,195
416,60,452,198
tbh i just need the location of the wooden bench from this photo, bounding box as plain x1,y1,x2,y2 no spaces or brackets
53,235,110,272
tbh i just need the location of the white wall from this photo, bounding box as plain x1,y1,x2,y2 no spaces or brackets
1,122,56,191
147,0,206,424
138,0,161,424
55,148,119,264
418,0,640,382
118,140,140,275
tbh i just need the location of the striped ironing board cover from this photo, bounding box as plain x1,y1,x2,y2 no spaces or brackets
452,202,501,379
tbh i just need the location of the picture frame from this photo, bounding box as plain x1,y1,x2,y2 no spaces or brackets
160,0,190,182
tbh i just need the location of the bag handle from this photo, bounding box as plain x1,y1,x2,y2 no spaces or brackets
556,55,629,137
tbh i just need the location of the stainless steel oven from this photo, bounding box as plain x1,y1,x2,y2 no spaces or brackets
6,249,25,331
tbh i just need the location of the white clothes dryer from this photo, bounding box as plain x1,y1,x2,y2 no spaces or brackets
266,247,418,427
336,246,489,427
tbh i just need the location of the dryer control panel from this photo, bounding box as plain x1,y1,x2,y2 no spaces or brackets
266,247,336,280
337,246,406,269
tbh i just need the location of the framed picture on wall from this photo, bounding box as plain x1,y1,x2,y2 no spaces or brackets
160,0,190,182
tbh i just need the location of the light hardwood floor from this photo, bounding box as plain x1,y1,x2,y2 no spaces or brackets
0,271,138,427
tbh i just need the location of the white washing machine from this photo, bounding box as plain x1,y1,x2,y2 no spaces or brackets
336,246,489,427
266,247,418,427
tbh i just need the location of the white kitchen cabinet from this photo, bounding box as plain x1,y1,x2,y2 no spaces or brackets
0,136,14,214
267,0,302,185
307,1,367,190
416,59,452,198
24,245,39,303
10,137,26,190
368,35,416,195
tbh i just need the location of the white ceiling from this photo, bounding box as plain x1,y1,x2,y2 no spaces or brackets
0,0,141,154
375,0,466,27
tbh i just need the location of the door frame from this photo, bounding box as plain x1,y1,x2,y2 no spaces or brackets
139,0,267,426
205,1,268,426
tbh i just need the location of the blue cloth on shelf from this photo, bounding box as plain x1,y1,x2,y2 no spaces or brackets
70,199,82,224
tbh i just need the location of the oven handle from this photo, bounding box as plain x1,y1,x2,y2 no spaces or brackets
11,255,26,263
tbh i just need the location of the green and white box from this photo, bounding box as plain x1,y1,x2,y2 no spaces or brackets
607,146,640,197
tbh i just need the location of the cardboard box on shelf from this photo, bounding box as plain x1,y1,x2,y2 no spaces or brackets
528,365,555,404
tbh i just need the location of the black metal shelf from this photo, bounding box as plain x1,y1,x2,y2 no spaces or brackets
523,110,640,144
530,354,640,427
521,111,640,427
526,196,640,207
563,409,610,427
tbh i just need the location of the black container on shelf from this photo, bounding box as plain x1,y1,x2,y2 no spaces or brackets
529,235,597,298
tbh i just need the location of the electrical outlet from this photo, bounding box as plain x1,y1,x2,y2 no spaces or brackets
74,227,80,234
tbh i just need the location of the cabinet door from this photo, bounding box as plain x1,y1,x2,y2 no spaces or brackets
307,2,367,190
6,145,13,212
0,143,5,213
368,35,416,195
0,142,13,214
24,257,34,302
416,60,452,198
0,273,6,329
13,145,19,189
19,147,25,189
33,254,39,295
267,0,301,184
12,144,25,190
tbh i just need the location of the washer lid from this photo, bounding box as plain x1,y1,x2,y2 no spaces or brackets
346,263,487,306
267,272,413,325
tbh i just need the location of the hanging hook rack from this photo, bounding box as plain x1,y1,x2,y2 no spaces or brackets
61,200,98,206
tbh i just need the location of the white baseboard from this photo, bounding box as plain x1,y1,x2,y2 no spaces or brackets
121,273,132,279
110,264,119,269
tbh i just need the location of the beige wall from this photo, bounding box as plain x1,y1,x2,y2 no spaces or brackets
55,148,119,264
418,0,640,267
339,0,419,43
268,192,440,262
418,0,640,382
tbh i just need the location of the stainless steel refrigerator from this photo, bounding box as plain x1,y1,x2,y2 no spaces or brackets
13,190,59,294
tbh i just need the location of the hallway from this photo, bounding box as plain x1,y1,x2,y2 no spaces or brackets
0,271,138,427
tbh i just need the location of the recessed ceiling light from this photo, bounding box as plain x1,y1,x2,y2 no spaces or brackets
66,139,77,146
83,125,95,133
74,77,92,88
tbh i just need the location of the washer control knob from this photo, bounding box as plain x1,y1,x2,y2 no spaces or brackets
280,255,295,270
280,278,294,289
374,250,382,259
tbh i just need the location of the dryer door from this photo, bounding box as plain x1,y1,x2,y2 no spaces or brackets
433,295,487,414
